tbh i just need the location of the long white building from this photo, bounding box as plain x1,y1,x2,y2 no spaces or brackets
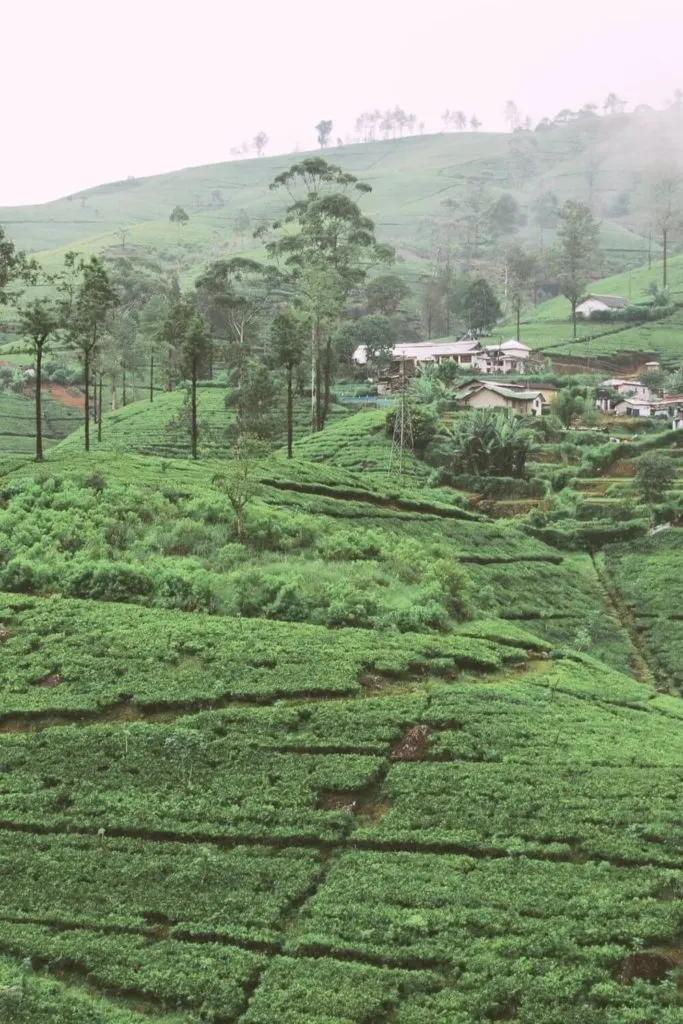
353,338,532,375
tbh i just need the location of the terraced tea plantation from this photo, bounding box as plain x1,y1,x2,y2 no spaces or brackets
0,447,682,1022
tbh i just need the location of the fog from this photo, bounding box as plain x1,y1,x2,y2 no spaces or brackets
2,0,683,205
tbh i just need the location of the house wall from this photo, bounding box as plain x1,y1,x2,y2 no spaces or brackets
461,391,537,415
577,300,609,317
462,390,510,410
615,383,649,399
615,402,652,417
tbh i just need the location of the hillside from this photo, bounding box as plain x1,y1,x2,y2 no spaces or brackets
493,253,683,367
3,107,683,282
0,442,682,1021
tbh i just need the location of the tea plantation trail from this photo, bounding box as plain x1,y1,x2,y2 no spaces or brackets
588,553,657,688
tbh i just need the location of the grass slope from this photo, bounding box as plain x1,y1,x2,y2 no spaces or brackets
0,389,83,455
53,387,352,459
5,108,682,277
500,254,683,363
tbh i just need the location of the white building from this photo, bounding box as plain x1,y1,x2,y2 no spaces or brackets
614,397,656,417
482,340,532,374
576,295,628,317
352,338,531,375
613,395,683,424
597,378,651,412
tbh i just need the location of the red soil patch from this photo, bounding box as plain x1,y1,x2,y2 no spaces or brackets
606,460,637,477
390,725,429,762
321,792,359,813
45,382,85,410
21,380,85,411
37,673,62,688
621,950,683,985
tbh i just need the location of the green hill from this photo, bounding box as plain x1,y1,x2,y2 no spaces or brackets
4,107,683,280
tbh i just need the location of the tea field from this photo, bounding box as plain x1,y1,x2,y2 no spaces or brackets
0,441,682,1022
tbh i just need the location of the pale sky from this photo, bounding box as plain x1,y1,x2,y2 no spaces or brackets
2,0,683,206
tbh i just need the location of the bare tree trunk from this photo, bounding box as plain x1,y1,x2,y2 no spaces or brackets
191,362,198,459
310,321,316,433
122,366,127,406
315,320,322,433
111,384,117,411
662,227,668,290
572,300,577,339
150,353,154,402
97,373,103,443
35,343,43,462
84,351,90,452
322,325,332,427
287,364,293,459
516,304,521,342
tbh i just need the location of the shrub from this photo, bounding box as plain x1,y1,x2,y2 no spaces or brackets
385,403,439,455
428,473,544,499
159,519,218,558
80,471,106,494
635,453,677,504
241,507,316,552
0,558,50,593
155,570,222,614
215,543,251,571
228,567,312,622
64,563,154,603
387,594,450,632
324,582,381,629
316,528,384,561
425,560,473,619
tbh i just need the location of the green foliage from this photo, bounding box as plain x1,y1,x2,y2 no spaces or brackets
365,273,410,316
555,199,601,331
436,409,532,478
0,426,681,1022
459,277,502,334
552,387,585,427
385,401,439,456
635,452,676,503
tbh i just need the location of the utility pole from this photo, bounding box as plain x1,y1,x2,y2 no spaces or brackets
388,358,415,480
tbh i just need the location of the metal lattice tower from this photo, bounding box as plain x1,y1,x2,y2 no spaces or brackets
388,359,415,479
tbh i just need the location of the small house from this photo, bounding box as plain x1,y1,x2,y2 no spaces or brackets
482,339,532,374
576,295,628,318
597,378,651,412
614,398,655,417
457,382,547,416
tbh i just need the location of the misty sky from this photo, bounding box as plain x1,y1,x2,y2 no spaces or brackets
3,0,683,206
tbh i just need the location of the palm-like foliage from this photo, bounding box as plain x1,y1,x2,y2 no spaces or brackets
408,365,449,410
442,408,533,477
665,366,683,396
